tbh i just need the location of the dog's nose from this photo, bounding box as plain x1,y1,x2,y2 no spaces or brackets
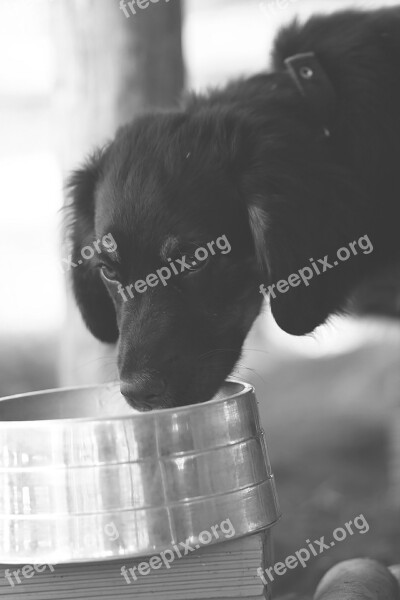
120,374,166,410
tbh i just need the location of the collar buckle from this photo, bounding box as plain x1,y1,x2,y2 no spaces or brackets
284,52,336,137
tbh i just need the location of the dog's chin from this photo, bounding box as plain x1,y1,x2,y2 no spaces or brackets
121,361,236,412
122,381,225,412
169,373,231,409
122,395,174,412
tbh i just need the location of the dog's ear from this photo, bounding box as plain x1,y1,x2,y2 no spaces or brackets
247,198,339,335
65,151,119,344
246,170,362,336
227,102,365,335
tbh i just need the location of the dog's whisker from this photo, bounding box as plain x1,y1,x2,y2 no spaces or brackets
242,348,272,357
232,364,268,386
197,348,239,361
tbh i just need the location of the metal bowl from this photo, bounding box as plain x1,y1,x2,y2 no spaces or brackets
0,379,280,564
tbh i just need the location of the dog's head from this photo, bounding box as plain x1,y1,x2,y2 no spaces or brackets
67,102,364,409
67,111,266,409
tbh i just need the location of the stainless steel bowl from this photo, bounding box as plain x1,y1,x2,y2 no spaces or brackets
0,379,280,564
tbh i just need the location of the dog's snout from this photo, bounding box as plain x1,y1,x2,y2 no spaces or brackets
120,374,166,410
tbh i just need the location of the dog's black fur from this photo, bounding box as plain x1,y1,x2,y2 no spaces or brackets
67,7,400,410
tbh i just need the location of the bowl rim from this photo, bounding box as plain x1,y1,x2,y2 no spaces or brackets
0,377,255,427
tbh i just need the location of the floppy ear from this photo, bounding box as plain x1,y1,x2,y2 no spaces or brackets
247,176,363,336
247,198,337,335
65,151,119,344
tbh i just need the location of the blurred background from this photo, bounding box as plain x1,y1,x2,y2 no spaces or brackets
0,0,399,594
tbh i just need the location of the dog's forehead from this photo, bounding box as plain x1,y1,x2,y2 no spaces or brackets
96,156,193,238
96,122,181,218
96,163,177,227
95,164,189,265
94,113,239,257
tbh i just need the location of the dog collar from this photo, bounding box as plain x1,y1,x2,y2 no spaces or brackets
284,52,336,138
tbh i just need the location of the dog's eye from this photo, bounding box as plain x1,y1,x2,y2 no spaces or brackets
184,254,209,273
100,265,119,282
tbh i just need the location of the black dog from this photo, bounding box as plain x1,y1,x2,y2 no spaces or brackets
67,7,400,410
